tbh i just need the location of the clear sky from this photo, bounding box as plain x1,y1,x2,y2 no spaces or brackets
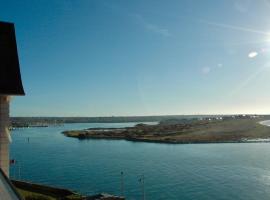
1,0,270,116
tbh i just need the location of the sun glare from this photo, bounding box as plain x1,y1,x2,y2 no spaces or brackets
248,51,258,58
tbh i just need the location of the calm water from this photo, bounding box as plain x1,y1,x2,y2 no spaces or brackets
10,122,270,200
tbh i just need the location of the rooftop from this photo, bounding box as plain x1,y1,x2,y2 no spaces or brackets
0,21,24,96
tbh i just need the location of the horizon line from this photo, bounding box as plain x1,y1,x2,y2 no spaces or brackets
10,114,268,118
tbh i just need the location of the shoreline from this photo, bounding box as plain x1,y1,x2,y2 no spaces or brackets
62,117,270,145
64,134,270,145
12,179,124,200
259,120,270,126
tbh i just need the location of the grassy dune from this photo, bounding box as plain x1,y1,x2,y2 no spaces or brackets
63,117,270,144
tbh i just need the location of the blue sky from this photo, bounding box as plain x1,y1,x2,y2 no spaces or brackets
1,0,270,116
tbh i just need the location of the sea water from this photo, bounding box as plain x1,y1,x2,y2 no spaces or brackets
10,122,270,200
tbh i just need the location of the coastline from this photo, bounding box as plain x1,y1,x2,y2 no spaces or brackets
62,117,270,145
12,179,124,200
259,120,270,126
63,134,270,145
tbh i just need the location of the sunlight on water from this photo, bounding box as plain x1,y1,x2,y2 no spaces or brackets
10,123,270,200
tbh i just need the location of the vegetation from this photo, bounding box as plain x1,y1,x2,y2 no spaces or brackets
13,180,124,200
63,115,270,144
13,180,84,200
17,189,54,200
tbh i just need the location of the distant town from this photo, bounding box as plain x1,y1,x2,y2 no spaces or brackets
11,115,265,129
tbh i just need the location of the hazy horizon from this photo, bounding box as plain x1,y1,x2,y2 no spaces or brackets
10,113,268,118
2,0,270,116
